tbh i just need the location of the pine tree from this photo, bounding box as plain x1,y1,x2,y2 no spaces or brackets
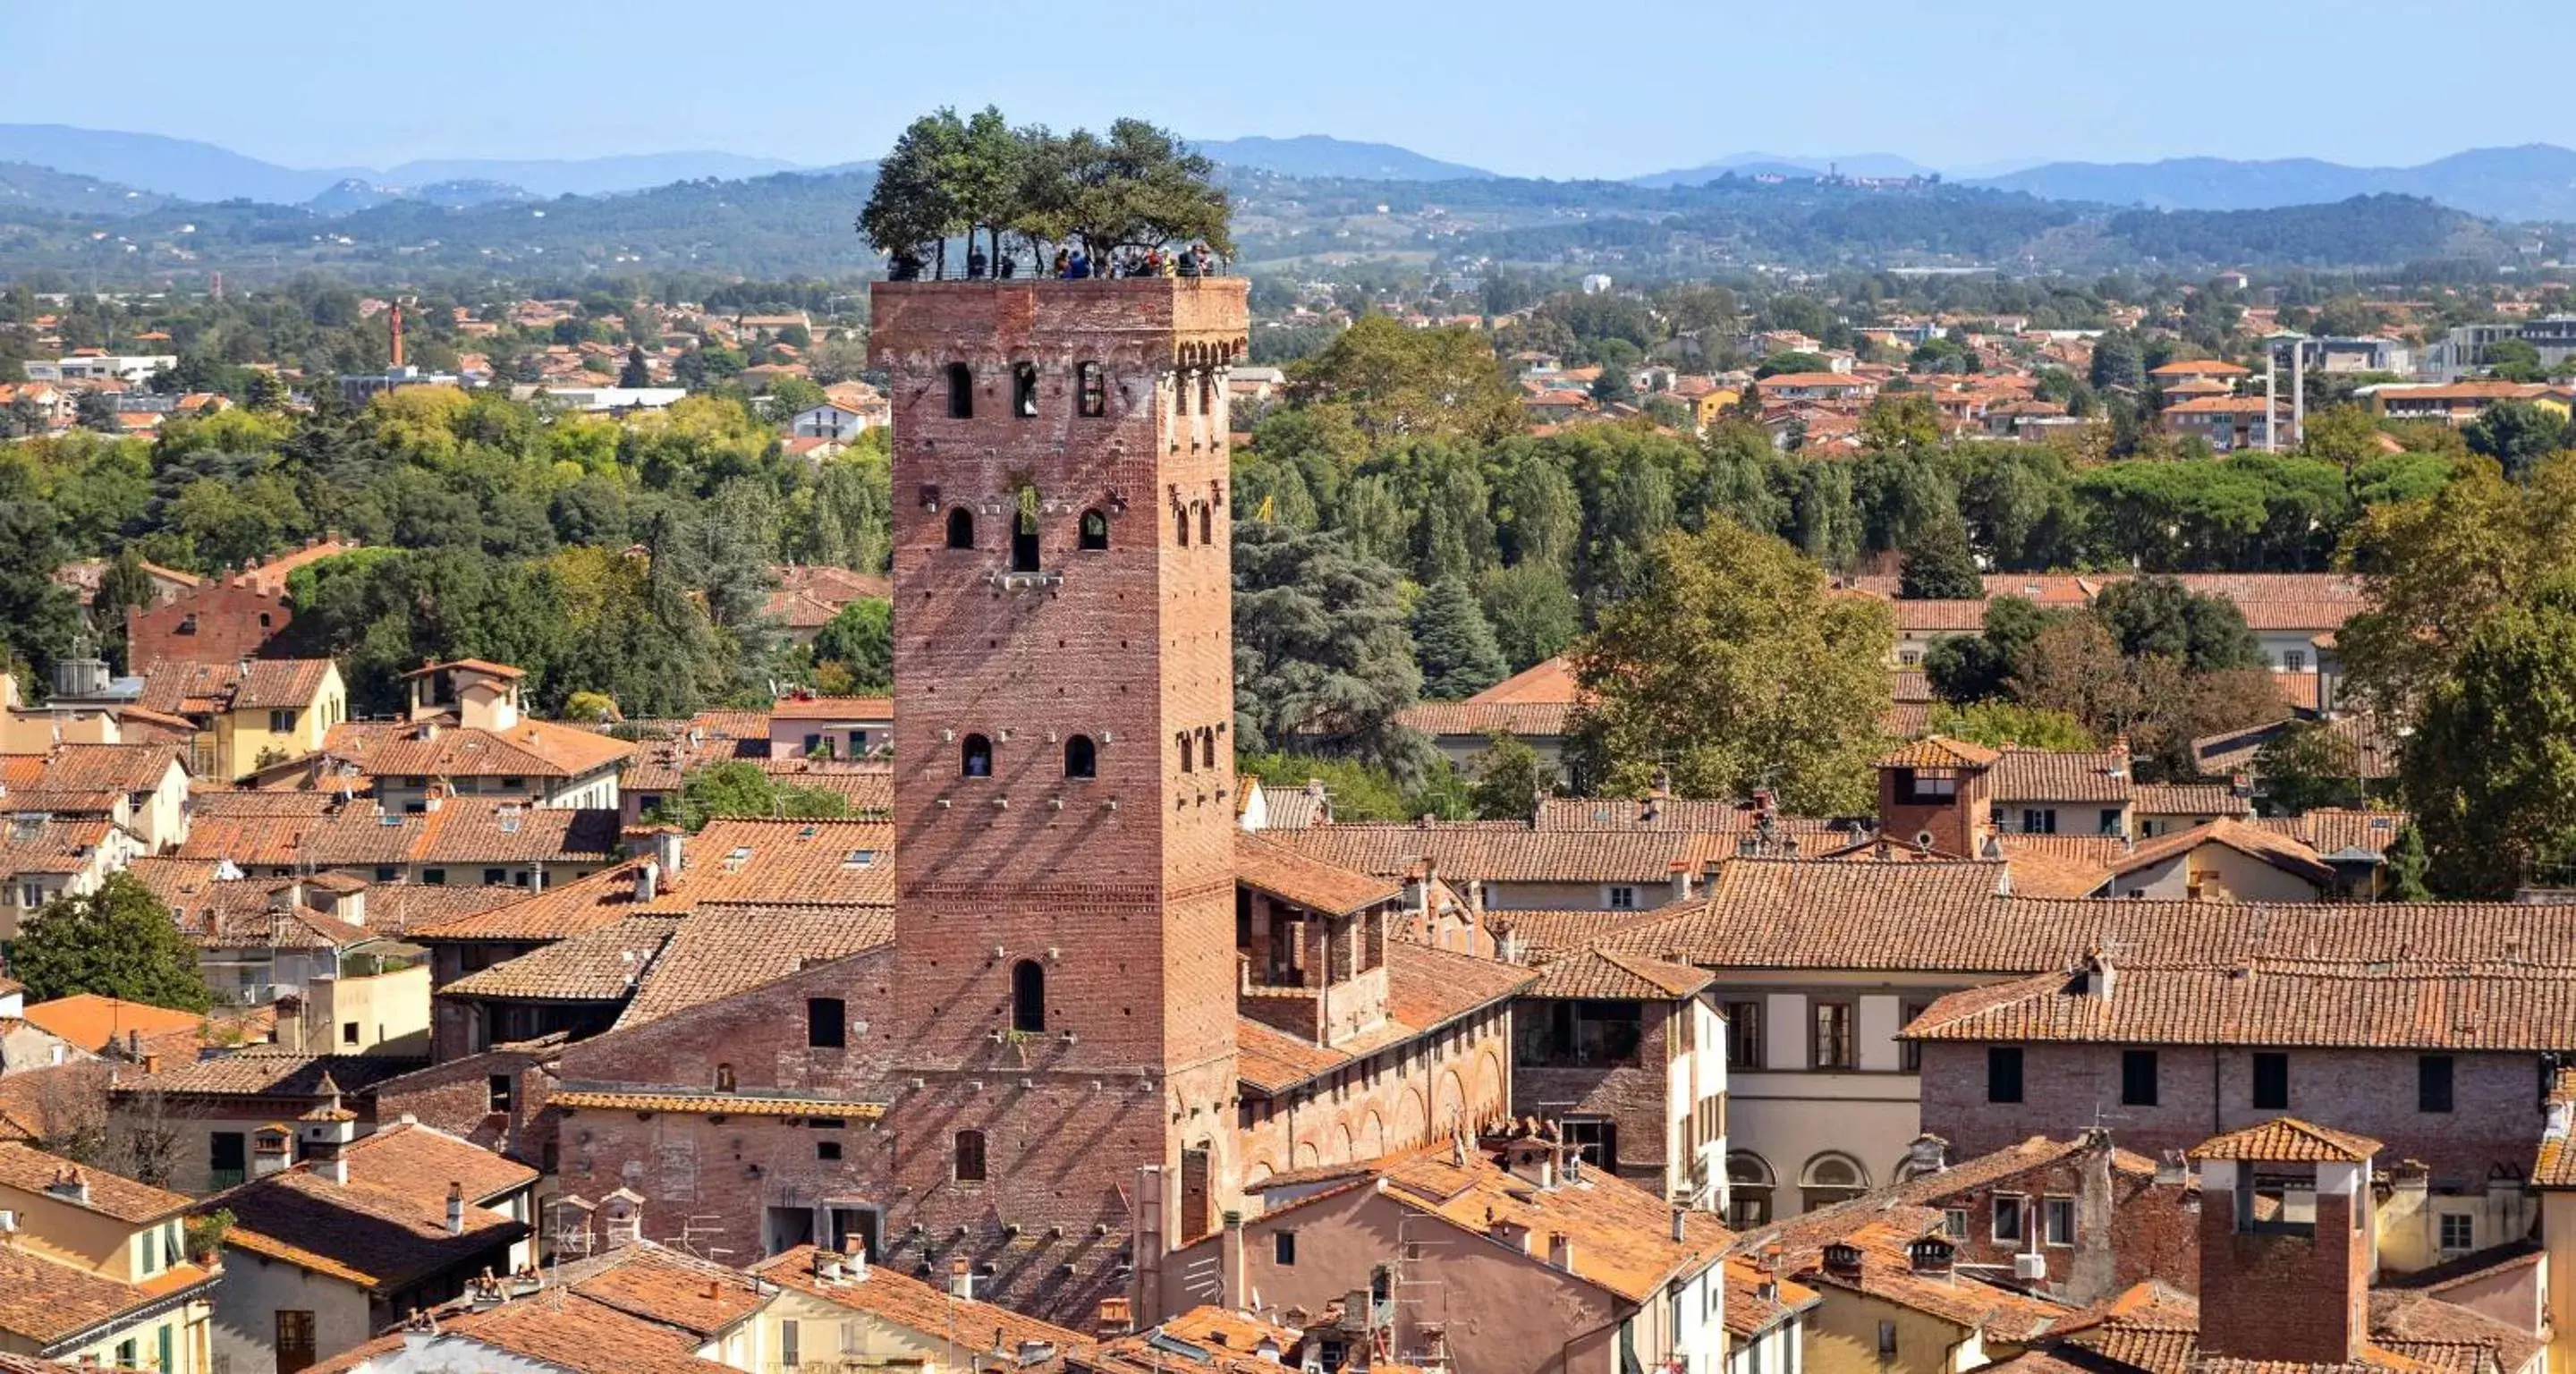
617,346,652,388
1897,508,1984,600
1411,578,1508,700
2384,824,2434,902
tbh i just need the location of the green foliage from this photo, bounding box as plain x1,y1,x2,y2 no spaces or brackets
2402,572,2576,897
1926,701,2096,751
186,1209,235,1261
1233,521,1431,780
2462,401,2571,478
1286,317,1520,445
0,500,82,694
646,760,854,832
1571,522,1893,813
2090,574,2263,672
1236,750,1466,824
812,598,893,692
2252,722,2363,816
1896,507,1983,600
1410,579,1508,700
12,874,212,1012
1478,563,1580,672
1923,596,2055,703
1466,731,1552,820
2384,824,2435,902
860,108,1231,267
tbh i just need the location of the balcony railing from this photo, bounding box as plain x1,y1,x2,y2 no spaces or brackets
207,1167,246,1191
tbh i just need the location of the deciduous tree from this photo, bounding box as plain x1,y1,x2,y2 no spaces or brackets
1570,522,1892,812
13,874,211,1012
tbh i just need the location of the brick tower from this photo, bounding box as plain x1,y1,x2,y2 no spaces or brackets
869,277,1250,1322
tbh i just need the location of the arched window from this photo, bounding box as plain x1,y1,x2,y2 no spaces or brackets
954,1129,987,1183
1012,508,1040,573
961,734,993,778
945,507,976,550
1174,504,1191,547
1012,361,1038,418
1726,1152,1774,1229
1077,361,1106,418
945,362,974,419
1011,959,1045,1034
1199,727,1216,770
1064,734,1097,778
1199,501,1214,546
1199,369,1216,421
1801,1152,1870,1212
1176,733,1194,774
1079,509,1109,551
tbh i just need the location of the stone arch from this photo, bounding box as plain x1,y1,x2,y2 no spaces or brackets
1470,1047,1504,1119
1336,1120,1356,1164
1401,1087,1428,1144
1359,1110,1386,1160
1434,1069,1466,1136
1293,1139,1318,1167
1245,1157,1277,1185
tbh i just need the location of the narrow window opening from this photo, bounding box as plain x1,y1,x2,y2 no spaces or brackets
945,362,974,419
1079,509,1109,551
955,1129,987,1183
1012,508,1040,573
1177,733,1194,774
1199,502,1214,546
1065,735,1097,778
1012,361,1038,418
1077,361,1106,418
945,507,975,550
1174,504,1191,547
961,734,993,778
1011,959,1046,1033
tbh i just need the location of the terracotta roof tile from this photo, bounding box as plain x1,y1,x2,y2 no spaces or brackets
1988,835,2124,898
1877,736,2001,769
753,1245,1088,1356
1394,700,1578,736
2108,818,2336,887
126,1051,419,1101
1907,961,2576,1054
215,1124,534,1290
2133,784,2252,818
1466,657,1586,707
646,818,894,909
0,1141,191,1222
1268,825,1718,885
1990,747,2132,803
442,918,683,1003
616,905,892,1025
21,995,202,1055
1521,946,1713,1000
0,1246,218,1347
1233,832,1400,916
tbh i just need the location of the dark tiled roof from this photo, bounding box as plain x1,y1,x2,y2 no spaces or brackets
0,1141,191,1222
124,1052,420,1101
1520,946,1713,1000
1990,747,2132,803
1234,832,1400,916
440,918,682,1003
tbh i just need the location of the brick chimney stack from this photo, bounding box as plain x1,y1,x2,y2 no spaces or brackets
2189,1117,2380,1366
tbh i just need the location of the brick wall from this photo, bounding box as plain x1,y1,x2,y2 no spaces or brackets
1238,1005,1513,1183
1913,1151,2200,1301
1919,1042,2543,1188
128,581,290,669
874,276,1252,1323
373,1046,562,1166
1511,998,1676,1190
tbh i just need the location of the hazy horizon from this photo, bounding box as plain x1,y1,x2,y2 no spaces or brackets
6,0,2571,181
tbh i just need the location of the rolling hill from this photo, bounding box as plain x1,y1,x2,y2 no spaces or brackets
1976,144,2576,223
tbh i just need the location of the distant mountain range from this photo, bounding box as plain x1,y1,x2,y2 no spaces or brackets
0,124,805,205
1970,145,2576,224
2,123,2572,225
1627,152,1943,187
1193,135,1495,182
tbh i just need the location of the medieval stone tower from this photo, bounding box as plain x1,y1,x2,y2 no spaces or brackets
869,277,1251,1321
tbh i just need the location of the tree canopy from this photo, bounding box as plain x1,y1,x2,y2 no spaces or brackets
13,874,212,1012
859,108,1232,272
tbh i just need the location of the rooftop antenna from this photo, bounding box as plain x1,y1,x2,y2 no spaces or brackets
665,1213,733,1265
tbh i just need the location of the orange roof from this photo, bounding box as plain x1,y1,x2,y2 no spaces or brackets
2148,359,2251,377
402,658,526,680
2188,1117,2381,1163
1466,656,1587,707
1877,735,2000,769
20,994,202,1055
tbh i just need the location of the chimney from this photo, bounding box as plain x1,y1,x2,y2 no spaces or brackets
654,828,685,876
842,1229,869,1280
47,1166,90,1205
601,1188,643,1248
1547,1232,1575,1275
2154,1150,2188,1187
2068,1129,2120,1304
2082,947,2115,1001
1669,861,1693,903
947,1258,976,1301
1670,1209,1687,1244
1822,1242,1862,1277
634,860,660,904
1908,1236,1955,1276
1220,1209,1246,1309
446,1182,465,1235
2192,1126,2376,1366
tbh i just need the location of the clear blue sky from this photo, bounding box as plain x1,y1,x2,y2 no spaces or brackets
8,0,2569,177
